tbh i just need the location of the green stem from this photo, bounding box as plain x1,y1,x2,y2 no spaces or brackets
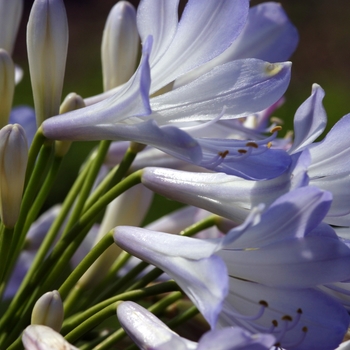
82,145,138,213
0,143,54,297
62,281,178,335
22,155,63,236
59,231,114,301
0,226,14,288
24,126,46,188
0,171,143,335
62,140,111,236
93,291,183,350
0,159,90,332
63,282,180,344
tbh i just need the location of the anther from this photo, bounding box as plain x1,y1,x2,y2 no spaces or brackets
270,117,284,125
272,320,278,327
259,300,268,307
238,149,247,154
281,315,293,321
267,142,272,148
218,150,229,158
271,125,282,133
246,141,258,148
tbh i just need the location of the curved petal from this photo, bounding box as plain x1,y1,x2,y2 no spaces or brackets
42,37,152,140
151,59,292,122
141,166,292,223
228,186,332,249
197,327,275,350
220,236,350,288
137,0,179,66
289,84,326,154
175,2,298,87
220,279,349,350
117,301,197,350
113,226,228,328
22,325,78,350
308,113,350,176
146,0,249,93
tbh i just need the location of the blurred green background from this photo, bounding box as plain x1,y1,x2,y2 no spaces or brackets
11,0,350,211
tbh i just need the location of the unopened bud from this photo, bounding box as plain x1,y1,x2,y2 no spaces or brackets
23,325,78,350
101,1,139,91
55,93,85,157
0,49,14,128
0,0,23,55
31,290,64,332
0,124,28,228
27,0,68,126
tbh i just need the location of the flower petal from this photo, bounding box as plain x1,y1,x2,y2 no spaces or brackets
151,59,292,122
143,0,250,93
220,279,349,350
42,36,152,140
113,226,228,328
289,84,326,154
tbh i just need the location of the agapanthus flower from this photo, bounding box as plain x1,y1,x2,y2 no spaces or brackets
22,325,78,350
42,0,294,180
113,187,350,349
117,301,276,350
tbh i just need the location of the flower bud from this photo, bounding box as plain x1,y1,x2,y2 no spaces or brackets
27,0,68,126
0,49,14,128
55,93,85,157
101,1,139,91
0,0,23,55
0,124,28,228
31,291,64,332
23,325,78,350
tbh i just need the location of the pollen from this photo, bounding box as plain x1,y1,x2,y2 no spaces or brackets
218,150,229,158
246,141,258,148
264,62,283,76
267,142,272,148
270,125,282,133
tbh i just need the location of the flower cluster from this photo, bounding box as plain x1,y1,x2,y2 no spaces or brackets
0,0,349,350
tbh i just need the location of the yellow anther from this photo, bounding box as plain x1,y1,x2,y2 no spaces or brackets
271,125,282,133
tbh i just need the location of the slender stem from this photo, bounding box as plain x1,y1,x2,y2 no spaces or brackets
1,143,54,295
0,160,91,331
82,145,138,213
22,155,63,236
93,291,183,350
24,126,46,188
63,140,111,236
0,171,143,335
0,226,13,288
62,281,179,336
64,282,180,344
59,231,114,301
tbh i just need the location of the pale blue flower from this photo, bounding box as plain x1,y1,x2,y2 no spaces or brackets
113,186,350,349
117,301,275,350
42,0,293,180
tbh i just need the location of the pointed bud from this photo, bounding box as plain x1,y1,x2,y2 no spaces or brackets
0,49,15,128
27,0,68,126
55,93,85,157
31,291,64,332
101,1,139,91
23,325,78,350
0,124,28,228
0,0,23,55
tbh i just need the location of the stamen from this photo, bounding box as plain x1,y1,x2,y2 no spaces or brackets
218,150,229,158
246,141,259,148
286,309,302,330
223,301,268,321
267,142,272,148
270,117,284,125
282,326,308,348
270,125,282,133
238,149,247,154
